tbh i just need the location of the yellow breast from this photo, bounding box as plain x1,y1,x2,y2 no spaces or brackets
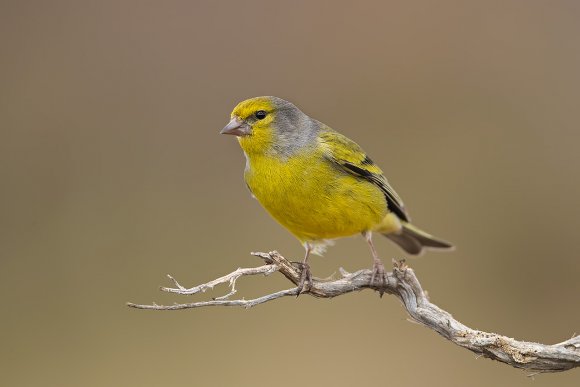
244,149,388,242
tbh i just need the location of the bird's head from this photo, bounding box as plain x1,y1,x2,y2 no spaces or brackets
221,96,319,156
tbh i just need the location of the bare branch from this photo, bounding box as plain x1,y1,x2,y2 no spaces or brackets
128,251,580,373
160,264,278,296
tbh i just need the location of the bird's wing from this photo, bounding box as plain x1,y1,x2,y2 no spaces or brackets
319,129,410,222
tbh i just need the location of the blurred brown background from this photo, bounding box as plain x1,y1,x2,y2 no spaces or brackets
1,1,579,386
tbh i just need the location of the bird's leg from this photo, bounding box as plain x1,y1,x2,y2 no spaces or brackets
296,242,313,296
364,231,387,297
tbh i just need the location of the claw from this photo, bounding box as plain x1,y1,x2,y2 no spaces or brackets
363,231,387,297
296,262,312,297
371,258,387,297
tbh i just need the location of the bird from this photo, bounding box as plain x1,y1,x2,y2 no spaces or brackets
220,96,453,295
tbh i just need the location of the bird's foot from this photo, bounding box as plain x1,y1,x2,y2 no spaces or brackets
293,261,312,297
370,258,387,297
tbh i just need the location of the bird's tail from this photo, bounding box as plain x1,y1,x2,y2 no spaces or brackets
383,222,453,255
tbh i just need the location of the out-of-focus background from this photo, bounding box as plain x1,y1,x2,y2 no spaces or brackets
1,1,579,386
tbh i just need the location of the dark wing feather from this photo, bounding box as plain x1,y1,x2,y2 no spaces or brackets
319,129,410,222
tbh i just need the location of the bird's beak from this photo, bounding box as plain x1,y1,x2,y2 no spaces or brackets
220,117,251,136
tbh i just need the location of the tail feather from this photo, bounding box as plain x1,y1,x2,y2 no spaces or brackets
384,222,453,255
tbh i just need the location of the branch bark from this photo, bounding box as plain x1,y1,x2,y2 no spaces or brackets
127,251,580,373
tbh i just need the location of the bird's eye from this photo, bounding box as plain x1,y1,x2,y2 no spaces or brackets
255,110,267,120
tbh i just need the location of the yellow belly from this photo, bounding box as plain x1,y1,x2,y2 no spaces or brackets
244,151,388,242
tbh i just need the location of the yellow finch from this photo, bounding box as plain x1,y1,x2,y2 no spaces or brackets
221,96,452,294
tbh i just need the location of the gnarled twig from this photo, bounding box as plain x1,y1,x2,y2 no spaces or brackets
127,251,580,373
